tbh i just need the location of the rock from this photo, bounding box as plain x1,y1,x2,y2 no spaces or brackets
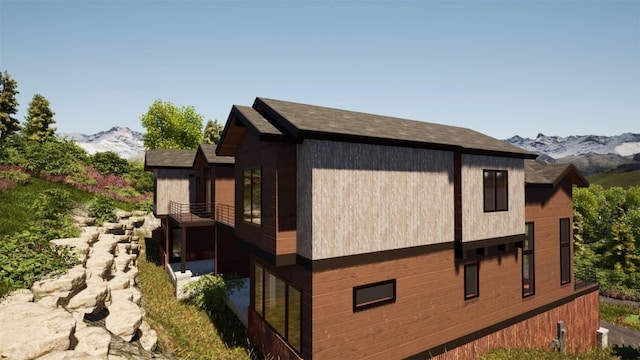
103,223,125,235
0,302,76,359
72,215,96,227
80,227,101,244
65,278,109,314
129,216,145,228
92,234,119,254
108,272,131,291
105,299,142,342
0,288,33,304
115,211,132,220
51,238,91,264
114,254,132,272
85,252,115,280
125,267,139,286
129,287,142,306
74,326,111,358
131,210,147,217
37,350,96,359
137,321,158,352
110,288,133,303
32,265,86,298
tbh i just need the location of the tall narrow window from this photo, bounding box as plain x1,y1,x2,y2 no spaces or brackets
483,170,508,212
523,222,535,297
243,168,261,225
464,262,479,300
560,218,571,285
255,264,263,316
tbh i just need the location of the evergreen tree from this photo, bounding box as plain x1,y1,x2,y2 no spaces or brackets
23,94,56,141
203,119,223,145
0,71,21,139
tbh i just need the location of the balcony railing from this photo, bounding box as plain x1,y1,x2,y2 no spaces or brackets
168,201,215,223
574,263,598,291
216,203,235,227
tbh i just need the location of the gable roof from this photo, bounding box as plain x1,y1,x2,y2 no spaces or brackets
524,160,589,188
144,149,197,170
197,144,235,165
217,97,537,159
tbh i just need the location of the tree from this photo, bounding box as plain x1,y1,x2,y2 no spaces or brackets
23,94,56,141
140,99,203,150
0,71,21,139
203,119,223,144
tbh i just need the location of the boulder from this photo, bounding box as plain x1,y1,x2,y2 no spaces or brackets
65,278,109,314
105,299,142,342
85,252,115,280
108,272,131,291
31,265,86,298
129,216,145,228
125,267,139,286
114,254,132,272
115,211,132,220
0,288,33,304
37,350,96,359
73,326,111,358
0,302,76,359
80,227,101,244
102,223,125,235
137,321,158,352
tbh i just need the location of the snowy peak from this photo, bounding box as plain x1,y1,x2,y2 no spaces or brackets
505,133,640,159
63,127,144,159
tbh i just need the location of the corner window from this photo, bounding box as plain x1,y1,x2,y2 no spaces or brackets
243,168,261,225
523,222,535,297
464,262,479,300
483,170,508,212
560,218,571,285
353,279,396,312
254,263,301,353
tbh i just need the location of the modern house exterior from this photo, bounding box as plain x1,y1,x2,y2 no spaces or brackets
214,97,600,359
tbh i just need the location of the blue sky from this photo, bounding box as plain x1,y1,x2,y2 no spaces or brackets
1,0,638,139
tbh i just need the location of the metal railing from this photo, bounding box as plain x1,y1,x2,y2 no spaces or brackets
574,263,598,291
168,200,215,222
216,203,235,227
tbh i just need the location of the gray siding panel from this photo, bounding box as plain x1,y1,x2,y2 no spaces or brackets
297,140,454,260
154,168,193,216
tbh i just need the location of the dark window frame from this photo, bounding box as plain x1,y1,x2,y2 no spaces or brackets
464,262,479,300
483,170,509,212
522,222,535,297
560,218,571,285
353,279,396,312
253,263,302,353
243,167,262,226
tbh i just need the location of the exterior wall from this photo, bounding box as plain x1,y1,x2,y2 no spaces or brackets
461,155,524,242
215,225,250,277
234,133,297,262
297,140,454,260
183,226,214,261
213,166,235,206
309,244,598,360
154,168,194,216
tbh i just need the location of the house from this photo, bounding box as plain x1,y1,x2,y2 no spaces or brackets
144,146,247,284
215,97,600,359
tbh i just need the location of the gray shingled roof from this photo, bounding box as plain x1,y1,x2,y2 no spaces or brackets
198,144,235,165
234,105,283,137
254,97,537,158
144,149,196,169
525,160,589,187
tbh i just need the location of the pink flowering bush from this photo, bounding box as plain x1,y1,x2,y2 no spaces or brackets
0,165,31,192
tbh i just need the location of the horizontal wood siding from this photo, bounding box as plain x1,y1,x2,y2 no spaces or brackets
235,134,297,260
183,226,214,261
461,155,524,242
297,140,454,260
215,225,249,277
310,245,598,359
154,168,194,216
214,166,235,208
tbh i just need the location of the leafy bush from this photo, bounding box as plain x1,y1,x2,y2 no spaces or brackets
0,166,30,186
88,151,131,175
12,138,87,175
183,274,245,320
0,231,79,298
30,188,76,221
137,198,154,213
88,194,116,225
124,160,154,193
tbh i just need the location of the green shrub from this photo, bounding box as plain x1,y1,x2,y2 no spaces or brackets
137,198,153,213
18,138,87,175
106,185,140,199
88,194,116,225
125,160,154,193
0,169,30,186
183,274,245,320
30,188,76,221
88,151,130,175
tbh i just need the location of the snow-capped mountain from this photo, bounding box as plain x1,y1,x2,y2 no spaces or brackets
506,133,640,159
64,127,144,159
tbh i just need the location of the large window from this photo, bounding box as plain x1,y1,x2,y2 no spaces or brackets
523,222,535,297
243,168,261,225
483,170,508,212
464,262,479,300
353,279,396,312
560,218,571,285
254,264,301,352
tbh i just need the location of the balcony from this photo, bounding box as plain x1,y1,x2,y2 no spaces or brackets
168,201,216,227
574,263,599,291
216,203,235,227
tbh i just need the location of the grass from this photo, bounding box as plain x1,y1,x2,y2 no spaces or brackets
587,169,640,189
600,302,640,332
0,177,137,235
480,348,620,360
137,237,255,360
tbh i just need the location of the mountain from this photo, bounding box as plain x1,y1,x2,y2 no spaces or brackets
505,133,640,159
63,127,144,160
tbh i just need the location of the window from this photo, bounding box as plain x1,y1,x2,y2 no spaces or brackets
523,222,535,297
560,218,571,285
254,263,301,352
483,170,508,212
243,168,261,225
353,279,396,312
464,262,479,300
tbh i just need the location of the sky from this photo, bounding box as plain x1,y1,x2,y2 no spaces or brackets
0,0,639,140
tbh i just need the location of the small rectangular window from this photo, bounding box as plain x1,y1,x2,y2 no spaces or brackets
523,222,535,297
243,167,261,225
464,262,479,300
560,218,571,285
353,279,396,312
483,170,508,212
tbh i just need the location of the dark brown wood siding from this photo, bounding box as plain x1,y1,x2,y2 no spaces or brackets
215,225,249,277
183,226,214,261
234,133,297,264
213,165,235,207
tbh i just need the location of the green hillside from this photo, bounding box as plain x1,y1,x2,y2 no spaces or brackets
586,169,640,189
